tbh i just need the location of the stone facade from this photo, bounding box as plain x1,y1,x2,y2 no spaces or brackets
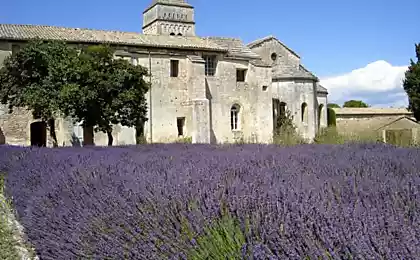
0,0,328,146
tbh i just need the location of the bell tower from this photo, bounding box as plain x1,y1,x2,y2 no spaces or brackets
143,0,196,36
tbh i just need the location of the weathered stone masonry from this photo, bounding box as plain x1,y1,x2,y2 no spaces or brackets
0,0,328,146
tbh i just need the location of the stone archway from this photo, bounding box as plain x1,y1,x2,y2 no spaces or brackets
30,121,47,147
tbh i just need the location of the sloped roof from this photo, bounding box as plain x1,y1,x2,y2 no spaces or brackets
317,85,328,94
247,35,300,58
333,108,413,116
203,37,261,59
0,24,227,52
272,65,318,81
376,116,420,130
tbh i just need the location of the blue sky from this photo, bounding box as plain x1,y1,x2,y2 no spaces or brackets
2,0,419,107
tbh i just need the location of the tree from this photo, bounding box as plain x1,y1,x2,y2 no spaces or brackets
403,43,420,121
0,40,80,147
327,103,341,108
343,100,369,108
59,45,150,146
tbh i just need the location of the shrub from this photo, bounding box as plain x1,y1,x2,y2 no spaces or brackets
314,127,383,145
273,110,306,145
0,143,419,259
0,174,20,260
327,108,336,127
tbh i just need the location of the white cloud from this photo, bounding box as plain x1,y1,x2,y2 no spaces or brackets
320,60,409,107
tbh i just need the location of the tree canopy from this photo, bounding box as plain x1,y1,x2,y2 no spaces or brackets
0,40,80,146
59,45,150,145
327,103,341,108
403,43,420,121
0,40,150,146
343,100,369,108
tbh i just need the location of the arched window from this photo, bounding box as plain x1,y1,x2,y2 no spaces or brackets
177,33,183,36
170,32,175,36
301,102,308,123
231,104,240,130
318,104,324,128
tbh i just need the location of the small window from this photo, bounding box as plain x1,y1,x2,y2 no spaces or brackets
230,104,240,130
236,69,247,82
177,33,183,36
12,44,20,54
203,55,217,76
271,53,277,61
170,60,179,77
262,85,268,91
177,117,185,136
301,102,308,123
170,32,175,36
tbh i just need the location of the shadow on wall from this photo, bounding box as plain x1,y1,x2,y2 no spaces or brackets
0,127,5,144
206,79,217,144
70,133,82,147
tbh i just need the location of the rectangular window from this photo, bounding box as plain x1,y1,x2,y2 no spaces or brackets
203,55,217,76
236,69,247,82
170,60,179,77
177,117,185,136
12,44,20,54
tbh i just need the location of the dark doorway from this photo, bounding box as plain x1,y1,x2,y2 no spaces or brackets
30,121,47,147
0,127,5,145
177,117,185,136
272,99,287,134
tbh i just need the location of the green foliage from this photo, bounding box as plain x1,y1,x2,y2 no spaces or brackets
187,214,246,260
327,103,340,108
314,127,383,145
403,43,420,121
0,40,80,147
327,108,336,127
273,110,306,145
175,136,192,144
343,100,369,108
0,174,20,260
59,45,150,146
0,40,150,147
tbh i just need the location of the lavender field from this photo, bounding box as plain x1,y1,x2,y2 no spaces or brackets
0,143,419,259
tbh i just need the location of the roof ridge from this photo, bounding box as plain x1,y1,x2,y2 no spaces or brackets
0,23,141,35
203,36,243,42
247,35,300,58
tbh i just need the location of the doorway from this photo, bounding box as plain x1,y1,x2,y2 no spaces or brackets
30,121,47,147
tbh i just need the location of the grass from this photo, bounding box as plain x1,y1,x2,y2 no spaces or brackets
0,174,38,260
0,174,21,260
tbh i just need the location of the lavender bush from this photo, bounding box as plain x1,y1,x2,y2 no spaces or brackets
0,143,419,259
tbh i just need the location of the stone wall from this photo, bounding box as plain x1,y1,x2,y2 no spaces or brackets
203,56,272,144
0,39,316,146
143,2,195,36
248,38,300,76
316,93,328,129
335,115,412,134
271,79,317,140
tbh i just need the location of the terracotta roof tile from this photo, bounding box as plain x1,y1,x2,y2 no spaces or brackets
0,24,227,52
203,37,261,59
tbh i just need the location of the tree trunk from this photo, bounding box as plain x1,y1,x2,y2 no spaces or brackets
47,119,58,147
83,126,94,146
107,130,113,146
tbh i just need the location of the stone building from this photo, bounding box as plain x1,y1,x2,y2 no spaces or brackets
0,0,328,146
333,108,417,134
